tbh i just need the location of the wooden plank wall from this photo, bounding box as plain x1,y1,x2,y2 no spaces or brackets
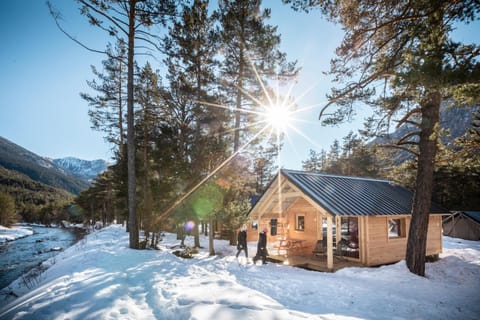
284,198,320,253
364,215,443,266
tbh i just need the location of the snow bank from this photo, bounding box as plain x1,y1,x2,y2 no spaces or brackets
0,225,34,243
0,225,479,320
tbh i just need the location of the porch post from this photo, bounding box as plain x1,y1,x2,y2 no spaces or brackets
327,215,333,270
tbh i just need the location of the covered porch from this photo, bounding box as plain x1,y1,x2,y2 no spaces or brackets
248,173,361,271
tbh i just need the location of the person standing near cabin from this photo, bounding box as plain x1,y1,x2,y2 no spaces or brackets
253,227,268,265
236,225,248,259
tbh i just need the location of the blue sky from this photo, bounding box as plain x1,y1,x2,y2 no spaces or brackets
0,1,478,170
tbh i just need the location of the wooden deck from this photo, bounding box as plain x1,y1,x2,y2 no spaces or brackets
267,253,364,272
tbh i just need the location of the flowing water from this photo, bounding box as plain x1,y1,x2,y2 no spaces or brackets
0,226,82,290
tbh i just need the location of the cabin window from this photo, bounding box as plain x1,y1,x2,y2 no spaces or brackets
270,218,278,236
388,218,406,238
295,215,305,231
252,220,258,231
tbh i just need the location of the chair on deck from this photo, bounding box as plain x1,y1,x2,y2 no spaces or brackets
312,238,327,258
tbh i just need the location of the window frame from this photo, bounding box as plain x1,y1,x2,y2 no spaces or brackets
388,218,406,239
295,214,305,231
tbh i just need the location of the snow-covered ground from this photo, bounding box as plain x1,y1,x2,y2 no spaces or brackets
0,225,34,243
1,224,479,320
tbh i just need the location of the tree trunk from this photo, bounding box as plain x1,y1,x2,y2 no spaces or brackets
406,91,441,276
233,47,244,152
230,230,237,246
193,217,201,248
127,0,138,249
209,216,215,256
142,111,153,242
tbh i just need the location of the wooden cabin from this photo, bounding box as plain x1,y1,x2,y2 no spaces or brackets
443,211,480,241
247,169,448,271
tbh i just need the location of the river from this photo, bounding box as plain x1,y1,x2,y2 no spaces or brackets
0,226,83,290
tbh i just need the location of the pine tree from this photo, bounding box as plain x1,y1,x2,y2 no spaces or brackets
218,0,298,152
325,139,342,174
135,63,163,242
341,131,361,176
50,0,178,249
253,145,278,193
302,149,326,173
0,192,17,227
81,41,127,152
160,0,224,251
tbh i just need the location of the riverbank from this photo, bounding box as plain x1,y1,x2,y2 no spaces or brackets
0,224,87,291
0,223,87,243
0,225,34,242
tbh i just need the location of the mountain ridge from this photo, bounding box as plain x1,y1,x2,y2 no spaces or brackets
371,104,479,163
0,136,106,195
52,156,109,183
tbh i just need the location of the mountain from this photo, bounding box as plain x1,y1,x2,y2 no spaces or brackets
372,104,479,163
0,165,74,208
0,136,89,195
53,157,109,183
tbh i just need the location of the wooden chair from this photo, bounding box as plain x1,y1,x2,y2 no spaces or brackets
312,238,326,258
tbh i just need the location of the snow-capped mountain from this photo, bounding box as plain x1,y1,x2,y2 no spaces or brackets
0,136,90,194
53,157,109,183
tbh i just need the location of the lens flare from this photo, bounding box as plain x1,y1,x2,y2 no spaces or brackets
263,103,292,132
184,221,195,232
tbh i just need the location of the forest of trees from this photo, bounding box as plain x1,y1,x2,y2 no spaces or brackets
0,166,75,227
39,0,479,276
50,0,298,252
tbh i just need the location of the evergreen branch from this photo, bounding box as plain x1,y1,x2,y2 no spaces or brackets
78,0,129,36
319,70,382,120
47,1,108,56
378,144,419,158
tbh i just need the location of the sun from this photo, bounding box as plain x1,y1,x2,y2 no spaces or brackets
263,103,293,132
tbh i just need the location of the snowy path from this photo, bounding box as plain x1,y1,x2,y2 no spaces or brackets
1,225,479,320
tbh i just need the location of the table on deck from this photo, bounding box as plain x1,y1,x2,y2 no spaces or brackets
274,238,305,256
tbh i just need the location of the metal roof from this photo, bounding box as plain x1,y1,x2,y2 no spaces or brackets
464,211,480,224
280,169,448,216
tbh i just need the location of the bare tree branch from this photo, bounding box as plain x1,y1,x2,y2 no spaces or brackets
396,108,421,128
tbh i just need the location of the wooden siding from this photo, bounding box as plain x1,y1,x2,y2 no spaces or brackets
363,215,443,266
426,215,443,254
284,198,322,254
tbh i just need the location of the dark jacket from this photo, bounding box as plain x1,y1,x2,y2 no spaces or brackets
257,231,267,250
237,230,247,249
